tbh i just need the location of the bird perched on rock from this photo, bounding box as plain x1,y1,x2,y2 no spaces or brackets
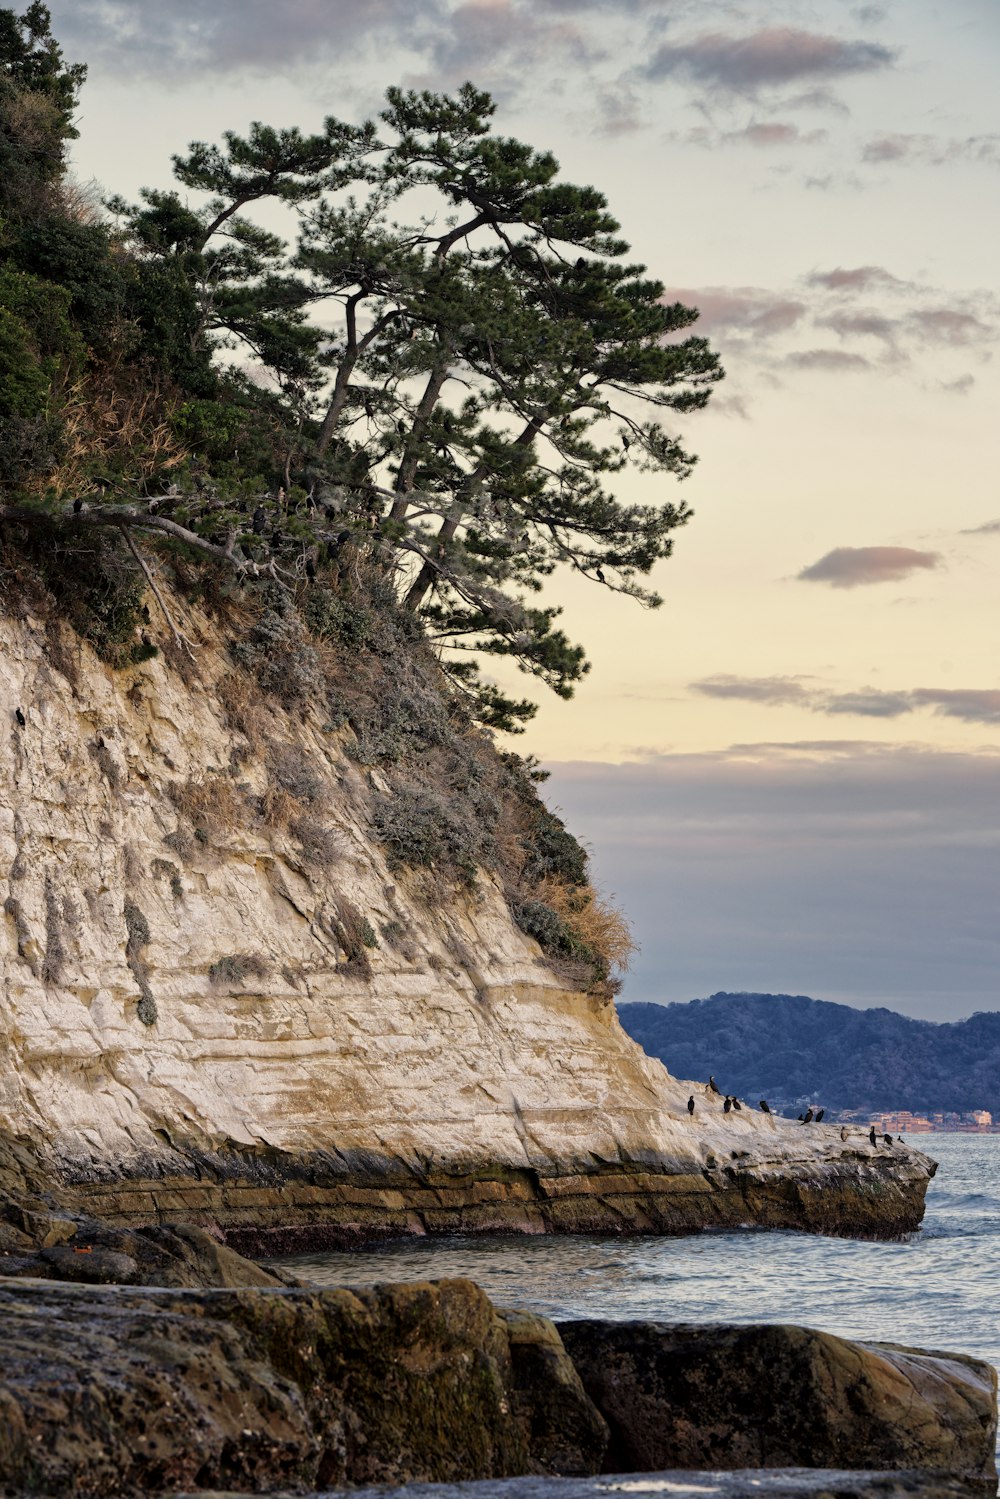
869,1125,878,1146
687,1096,695,1116
708,1076,721,1094
802,1108,814,1124
14,707,25,727
883,1133,894,1147
732,1098,742,1111
841,1126,849,1141
759,1100,771,1113
814,1108,824,1123
724,1096,732,1114
72,496,84,514
252,506,266,535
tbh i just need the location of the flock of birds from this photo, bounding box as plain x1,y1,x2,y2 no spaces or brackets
684,1077,902,1148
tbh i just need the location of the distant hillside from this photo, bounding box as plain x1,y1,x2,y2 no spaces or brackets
617,993,1000,1117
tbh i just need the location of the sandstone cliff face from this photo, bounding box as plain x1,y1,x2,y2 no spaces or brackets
0,596,933,1241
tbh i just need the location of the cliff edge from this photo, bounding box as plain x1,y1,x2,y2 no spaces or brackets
0,587,933,1247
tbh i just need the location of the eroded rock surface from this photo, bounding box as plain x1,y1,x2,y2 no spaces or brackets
0,1278,605,1496
558,1321,998,1489
0,1281,994,1497
1,598,934,1242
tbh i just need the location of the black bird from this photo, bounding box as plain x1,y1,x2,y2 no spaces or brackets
732,1098,742,1111
252,506,266,535
797,1113,805,1122
883,1133,894,1147
708,1076,721,1094
575,256,587,271
759,1099,771,1113
687,1095,695,1116
305,557,316,580
14,708,25,727
814,1108,824,1123
239,543,253,561
621,434,631,451
595,567,606,583
73,496,83,514
802,1108,814,1124
869,1125,878,1146
724,1096,732,1113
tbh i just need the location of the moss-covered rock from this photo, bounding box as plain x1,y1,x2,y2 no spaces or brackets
557,1320,998,1489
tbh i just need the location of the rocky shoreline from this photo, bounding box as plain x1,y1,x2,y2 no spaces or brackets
0,1276,994,1496
68,1148,934,1255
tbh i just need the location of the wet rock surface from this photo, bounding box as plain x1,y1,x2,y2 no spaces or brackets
0,1278,570,1496
192,1473,991,1498
0,1280,995,1497
557,1321,998,1489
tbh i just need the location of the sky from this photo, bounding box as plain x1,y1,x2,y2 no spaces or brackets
51,0,1000,1020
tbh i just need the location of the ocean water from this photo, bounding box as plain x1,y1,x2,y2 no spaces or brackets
278,1135,1000,1426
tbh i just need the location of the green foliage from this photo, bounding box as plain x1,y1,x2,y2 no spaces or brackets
11,217,129,355
512,897,593,964
230,584,325,710
371,782,494,886
2,516,154,666
0,4,86,227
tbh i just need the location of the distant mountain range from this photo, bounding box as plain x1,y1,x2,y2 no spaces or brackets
617,993,1000,1117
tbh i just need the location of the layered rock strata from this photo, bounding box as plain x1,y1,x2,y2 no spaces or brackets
1,600,934,1242
0,1280,994,1496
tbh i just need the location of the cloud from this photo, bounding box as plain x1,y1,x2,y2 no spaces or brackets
595,85,645,136
428,0,593,78
819,310,899,343
822,690,914,718
643,27,896,95
863,133,1000,168
910,689,1000,725
961,519,1000,536
52,0,435,74
547,743,1000,1018
661,287,806,339
797,546,942,588
691,674,814,706
807,265,906,293
784,348,871,372
941,374,975,395
909,308,993,347
685,677,1000,726
683,121,827,149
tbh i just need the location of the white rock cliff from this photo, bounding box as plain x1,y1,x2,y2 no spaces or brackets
0,595,933,1245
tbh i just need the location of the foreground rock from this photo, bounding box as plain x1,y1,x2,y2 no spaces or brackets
558,1321,998,1490
0,1279,604,1495
0,1280,994,1496
1,600,933,1245
0,1136,295,1288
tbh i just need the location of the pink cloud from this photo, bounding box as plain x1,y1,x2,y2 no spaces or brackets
797,546,942,588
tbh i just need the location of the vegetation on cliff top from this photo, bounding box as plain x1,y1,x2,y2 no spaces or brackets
0,4,722,991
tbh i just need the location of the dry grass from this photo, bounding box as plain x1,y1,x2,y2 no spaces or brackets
208,953,271,989
532,876,637,979
217,669,268,751
23,358,188,506
168,774,248,847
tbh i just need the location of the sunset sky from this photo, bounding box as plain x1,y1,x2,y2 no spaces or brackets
52,0,999,1020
